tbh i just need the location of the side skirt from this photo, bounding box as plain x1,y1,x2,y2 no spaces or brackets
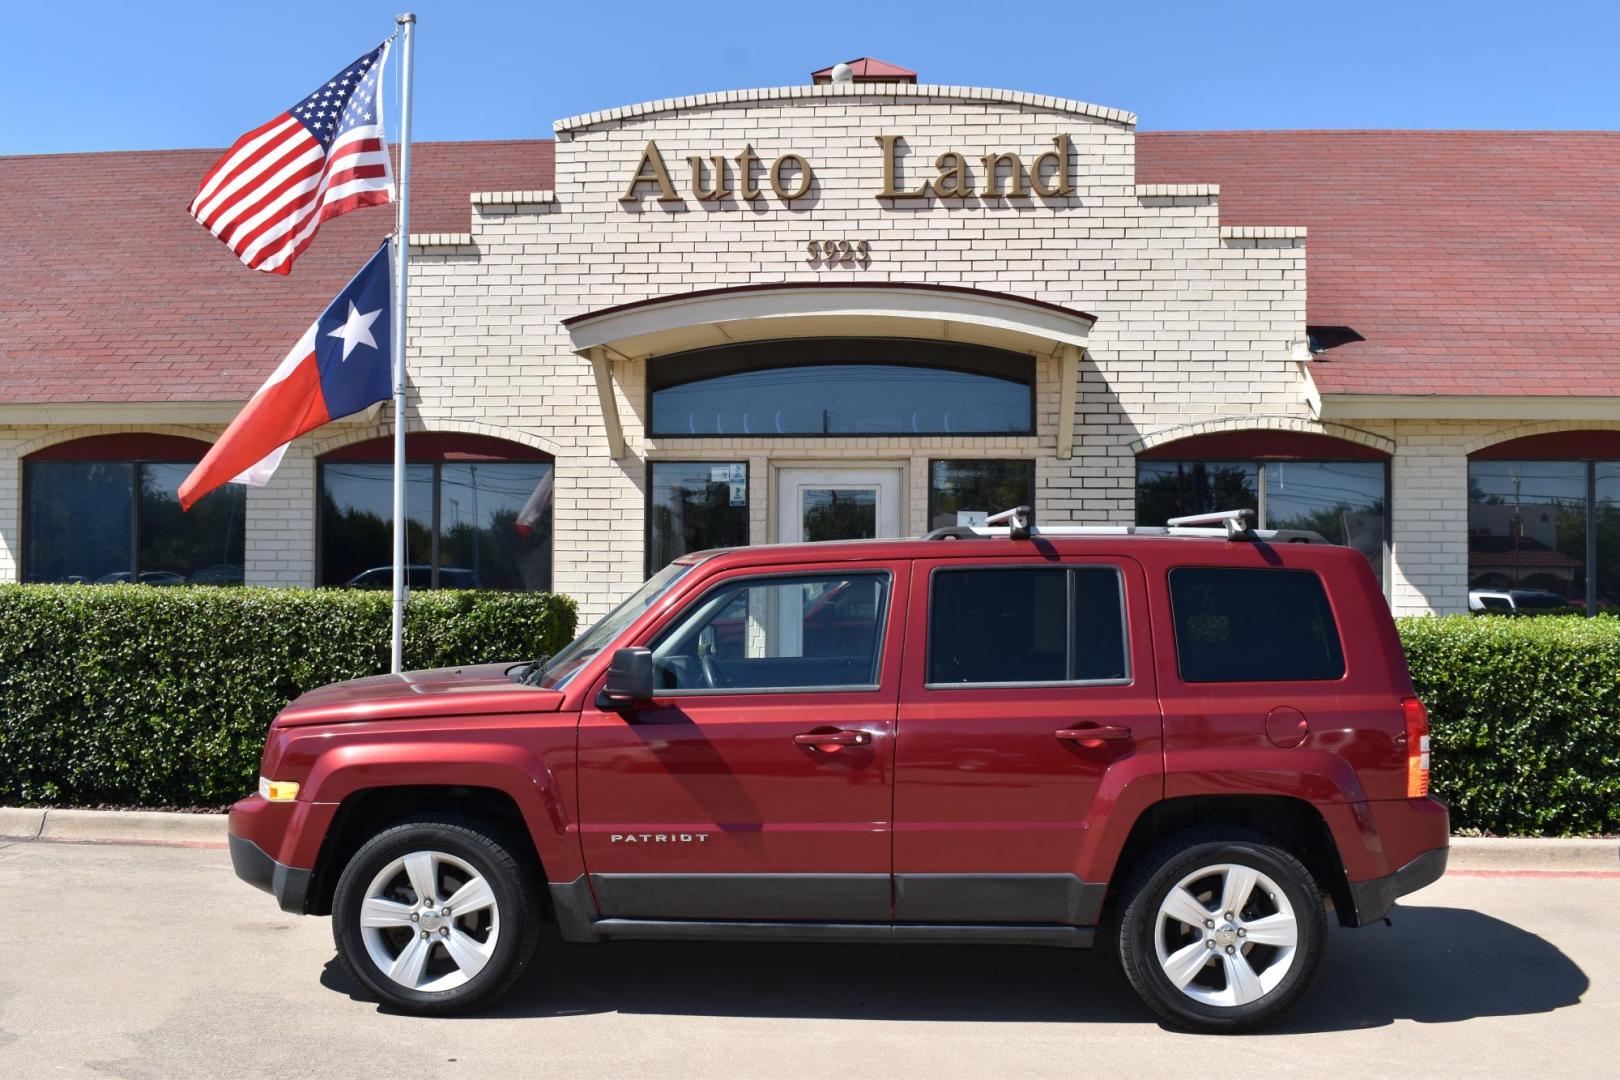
546,874,1100,947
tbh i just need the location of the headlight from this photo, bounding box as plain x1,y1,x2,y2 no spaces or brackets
258,776,301,802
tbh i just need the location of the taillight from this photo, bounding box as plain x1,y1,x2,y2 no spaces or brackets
1403,696,1430,798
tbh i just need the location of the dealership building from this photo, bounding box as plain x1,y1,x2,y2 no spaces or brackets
3,59,1618,619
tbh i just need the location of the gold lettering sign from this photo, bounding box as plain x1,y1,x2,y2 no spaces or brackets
873,135,1072,200
620,135,1077,206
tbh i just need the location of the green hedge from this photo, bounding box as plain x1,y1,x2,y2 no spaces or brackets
0,586,576,808
1399,615,1620,837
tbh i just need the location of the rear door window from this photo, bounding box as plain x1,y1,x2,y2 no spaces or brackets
1169,566,1344,682
927,566,1128,686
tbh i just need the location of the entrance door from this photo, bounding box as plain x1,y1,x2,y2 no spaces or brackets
778,467,904,544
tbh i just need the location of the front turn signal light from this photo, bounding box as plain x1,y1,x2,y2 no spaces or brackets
1402,697,1430,798
258,777,300,802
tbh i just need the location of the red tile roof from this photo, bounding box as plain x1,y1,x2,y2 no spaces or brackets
2,130,1615,406
0,141,551,404
1136,131,1620,397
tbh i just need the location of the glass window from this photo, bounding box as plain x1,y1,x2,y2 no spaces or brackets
24,459,244,585
138,463,247,585
1137,461,1259,528
928,460,1036,530
319,459,553,590
650,573,889,692
1073,567,1128,682
1169,567,1345,683
927,566,1127,686
647,462,748,575
438,463,554,591
802,488,876,541
25,461,133,583
1137,459,1386,585
320,463,434,588
649,339,1034,437
1467,461,1588,610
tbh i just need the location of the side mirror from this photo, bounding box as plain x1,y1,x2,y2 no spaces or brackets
598,646,654,711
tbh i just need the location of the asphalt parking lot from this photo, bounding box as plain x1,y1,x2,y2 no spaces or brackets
1,838,1612,1079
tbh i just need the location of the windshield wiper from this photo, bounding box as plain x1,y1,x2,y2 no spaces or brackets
506,654,551,685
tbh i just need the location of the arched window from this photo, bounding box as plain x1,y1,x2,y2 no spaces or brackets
24,434,245,585
648,338,1035,437
318,434,554,591
1468,430,1620,615
1136,430,1389,584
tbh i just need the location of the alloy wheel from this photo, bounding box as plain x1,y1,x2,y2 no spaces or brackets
357,849,502,993
1152,861,1299,1008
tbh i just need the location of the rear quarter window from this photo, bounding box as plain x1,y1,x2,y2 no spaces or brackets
1169,566,1345,683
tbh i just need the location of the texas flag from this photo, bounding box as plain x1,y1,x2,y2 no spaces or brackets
179,240,393,510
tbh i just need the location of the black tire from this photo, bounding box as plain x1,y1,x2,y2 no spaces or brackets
1116,827,1327,1033
332,818,541,1015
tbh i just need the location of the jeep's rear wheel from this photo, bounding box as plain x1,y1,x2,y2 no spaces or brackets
1117,828,1326,1033
333,819,540,1014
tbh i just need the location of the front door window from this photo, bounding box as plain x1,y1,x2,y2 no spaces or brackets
649,572,889,692
778,468,902,544
802,488,877,541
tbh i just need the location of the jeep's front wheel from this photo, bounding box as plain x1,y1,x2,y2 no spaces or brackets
332,820,540,1014
1117,829,1326,1033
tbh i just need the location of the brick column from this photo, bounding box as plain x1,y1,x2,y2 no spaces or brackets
1389,424,1470,615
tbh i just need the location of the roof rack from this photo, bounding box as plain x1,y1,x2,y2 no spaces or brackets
921,506,1329,545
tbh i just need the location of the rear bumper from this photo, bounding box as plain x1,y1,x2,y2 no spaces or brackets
228,832,312,915
1346,845,1448,926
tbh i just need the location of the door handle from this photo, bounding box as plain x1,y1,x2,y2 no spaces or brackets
1055,725,1133,747
793,728,872,751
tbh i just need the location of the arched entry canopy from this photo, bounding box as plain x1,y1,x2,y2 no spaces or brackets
562,283,1097,457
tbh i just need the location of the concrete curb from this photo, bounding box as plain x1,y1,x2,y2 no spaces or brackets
1448,836,1618,873
0,807,227,845
0,807,48,839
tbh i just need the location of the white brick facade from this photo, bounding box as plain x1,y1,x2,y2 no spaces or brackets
1,84,1601,619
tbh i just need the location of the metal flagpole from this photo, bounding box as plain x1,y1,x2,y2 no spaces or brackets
390,12,416,674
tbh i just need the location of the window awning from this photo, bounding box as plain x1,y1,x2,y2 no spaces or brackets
563,283,1096,458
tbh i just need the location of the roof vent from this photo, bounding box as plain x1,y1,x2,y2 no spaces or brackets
811,57,918,85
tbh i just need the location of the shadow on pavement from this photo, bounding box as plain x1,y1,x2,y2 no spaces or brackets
320,904,1586,1031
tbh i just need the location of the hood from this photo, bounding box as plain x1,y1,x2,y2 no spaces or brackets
273,662,566,728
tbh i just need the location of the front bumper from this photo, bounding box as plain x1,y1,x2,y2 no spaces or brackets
229,833,312,915
1346,845,1449,927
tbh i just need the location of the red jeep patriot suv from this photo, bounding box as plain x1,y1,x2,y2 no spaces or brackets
229,508,1447,1032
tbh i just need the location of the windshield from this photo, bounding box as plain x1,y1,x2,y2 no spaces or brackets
539,562,693,689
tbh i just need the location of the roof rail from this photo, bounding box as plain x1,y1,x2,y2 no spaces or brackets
921,506,1329,545
1166,508,1256,539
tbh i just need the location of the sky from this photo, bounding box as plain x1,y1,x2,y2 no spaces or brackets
4,0,1617,155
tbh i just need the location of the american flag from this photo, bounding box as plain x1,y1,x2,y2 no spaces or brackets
188,42,394,275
